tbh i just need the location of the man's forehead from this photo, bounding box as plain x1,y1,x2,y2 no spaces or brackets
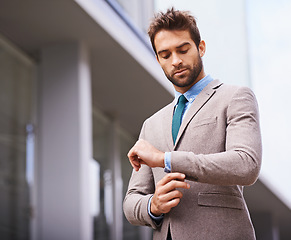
155,29,192,40
154,29,193,51
157,42,191,55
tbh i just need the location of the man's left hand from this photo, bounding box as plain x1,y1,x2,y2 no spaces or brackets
127,139,165,171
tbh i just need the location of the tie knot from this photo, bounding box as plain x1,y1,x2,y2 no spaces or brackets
178,95,187,105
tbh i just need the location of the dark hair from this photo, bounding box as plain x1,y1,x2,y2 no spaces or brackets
148,8,201,55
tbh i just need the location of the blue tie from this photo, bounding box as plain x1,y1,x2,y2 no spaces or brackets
172,95,188,144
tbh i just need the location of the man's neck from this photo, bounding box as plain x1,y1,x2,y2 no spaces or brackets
174,70,206,94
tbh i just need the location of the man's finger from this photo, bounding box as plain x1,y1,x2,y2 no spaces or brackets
127,146,136,159
162,189,183,202
128,146,140,170
127,149,140,169
163,180,190,193
159,173,186,185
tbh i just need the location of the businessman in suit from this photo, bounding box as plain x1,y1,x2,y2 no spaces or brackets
123,8,262,240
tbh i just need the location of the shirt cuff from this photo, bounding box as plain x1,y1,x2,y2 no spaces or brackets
148,196,164,225
164,152,171,173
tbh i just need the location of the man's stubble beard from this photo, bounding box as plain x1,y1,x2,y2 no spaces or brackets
164,55,203,88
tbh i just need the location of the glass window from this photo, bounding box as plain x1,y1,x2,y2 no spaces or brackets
92,109,112,240
0,36,36,240
106,0,154,34
92,107,150,239
119,129,153,240
119,128,141,239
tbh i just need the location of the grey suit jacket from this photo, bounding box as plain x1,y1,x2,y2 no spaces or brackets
123,80,262,240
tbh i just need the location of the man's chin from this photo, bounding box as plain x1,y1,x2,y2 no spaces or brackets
171,78,194,88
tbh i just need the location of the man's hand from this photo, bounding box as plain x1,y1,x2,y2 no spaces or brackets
127,139,165,171
151,173,190,216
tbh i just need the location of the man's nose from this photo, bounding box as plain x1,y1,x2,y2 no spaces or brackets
172,53,182,67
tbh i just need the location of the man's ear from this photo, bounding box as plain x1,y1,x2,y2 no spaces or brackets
156,54,160,63
198,40,206,57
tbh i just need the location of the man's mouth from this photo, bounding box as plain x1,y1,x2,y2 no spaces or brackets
173,68,188,76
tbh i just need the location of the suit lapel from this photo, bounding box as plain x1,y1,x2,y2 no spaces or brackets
174,79,223,149
163,100,175,150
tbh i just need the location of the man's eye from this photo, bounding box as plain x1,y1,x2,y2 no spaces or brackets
161,54,170,59
180,49,188,54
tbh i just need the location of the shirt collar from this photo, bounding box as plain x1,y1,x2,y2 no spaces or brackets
174,74,213,104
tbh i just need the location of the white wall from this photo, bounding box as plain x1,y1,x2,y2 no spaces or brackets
246,0,291,209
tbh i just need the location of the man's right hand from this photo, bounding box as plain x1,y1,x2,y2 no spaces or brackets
150,173,190,216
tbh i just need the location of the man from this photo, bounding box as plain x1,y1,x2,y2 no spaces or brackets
123,8,262,240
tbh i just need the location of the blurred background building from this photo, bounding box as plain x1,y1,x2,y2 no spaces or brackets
0,0,290,240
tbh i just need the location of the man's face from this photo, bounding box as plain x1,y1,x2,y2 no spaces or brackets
154,29,205,93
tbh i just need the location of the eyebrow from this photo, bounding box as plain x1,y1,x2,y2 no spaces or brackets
157,42,191,55
176,42,191,49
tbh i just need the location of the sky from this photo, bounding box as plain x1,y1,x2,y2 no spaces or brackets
155,0,291,208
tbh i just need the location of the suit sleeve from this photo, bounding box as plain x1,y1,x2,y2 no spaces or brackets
123,121,160,229
171,87,262,186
